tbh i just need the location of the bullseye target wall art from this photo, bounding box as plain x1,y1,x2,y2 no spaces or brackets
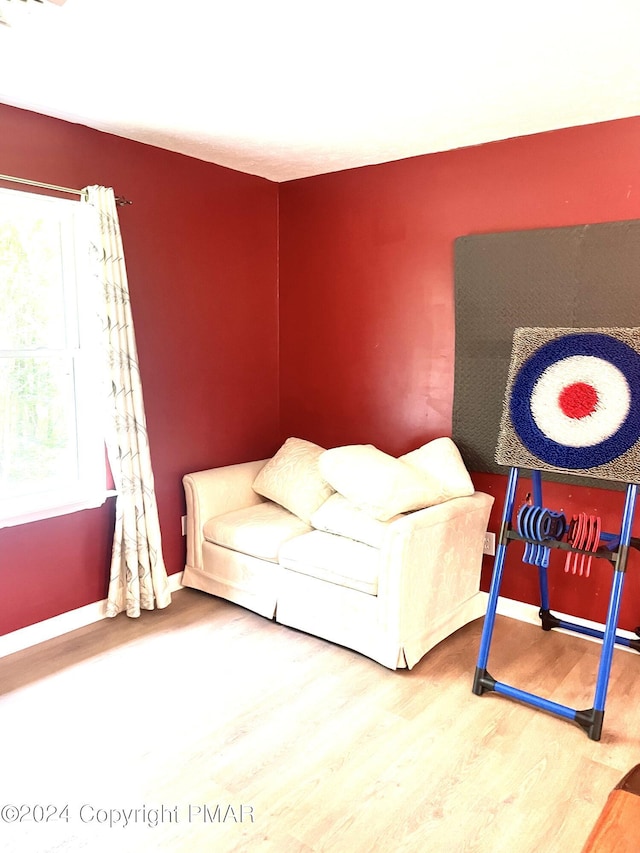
495,327,640,484
475,325,640,740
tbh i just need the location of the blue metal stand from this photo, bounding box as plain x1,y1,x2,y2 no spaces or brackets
472,467,638,741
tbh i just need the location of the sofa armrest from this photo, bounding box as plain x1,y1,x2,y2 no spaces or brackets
183,459,268,570
378,491,494,636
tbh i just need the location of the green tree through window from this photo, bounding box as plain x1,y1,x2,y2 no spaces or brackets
0,187,106,526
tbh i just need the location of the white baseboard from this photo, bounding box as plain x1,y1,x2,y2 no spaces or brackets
0,572,184,659
495,595,639,653
3,583,636,661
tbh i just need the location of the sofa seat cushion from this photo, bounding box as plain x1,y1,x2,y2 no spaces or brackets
203,501,311,564
278,530,379,595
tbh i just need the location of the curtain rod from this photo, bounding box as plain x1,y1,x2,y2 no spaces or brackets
0,173,132,206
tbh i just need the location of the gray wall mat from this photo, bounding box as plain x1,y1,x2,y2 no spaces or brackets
453,219,640,490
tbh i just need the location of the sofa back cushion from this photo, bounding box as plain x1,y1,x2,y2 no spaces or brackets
252,437,334,524
310,493,400,548
319,439,474,521
318,444,441,521
400,437,474,504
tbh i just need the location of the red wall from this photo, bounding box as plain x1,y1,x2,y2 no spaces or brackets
0,104,279,634
5,104,640,638
279,118,640,631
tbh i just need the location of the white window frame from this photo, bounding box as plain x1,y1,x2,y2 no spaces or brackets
0,187,109,528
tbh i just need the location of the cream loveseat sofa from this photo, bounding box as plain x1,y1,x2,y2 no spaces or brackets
183,437,493,670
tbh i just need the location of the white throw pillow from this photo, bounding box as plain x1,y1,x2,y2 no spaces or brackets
310,493,401,548
252,437,334,524
318,444,440,521
400,437,474,503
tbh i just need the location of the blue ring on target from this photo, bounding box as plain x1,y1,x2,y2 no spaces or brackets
510,332,640,469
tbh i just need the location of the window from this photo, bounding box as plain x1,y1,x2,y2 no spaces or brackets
0,187,107,527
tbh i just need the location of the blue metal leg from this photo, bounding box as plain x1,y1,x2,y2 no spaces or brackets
594,484,637,710
548,485,640,656
473,472,638,741
531,470,543,506
473,467,519,695
593,569,626,712
531,470,544,567
538,565,550,613
579,484,638,739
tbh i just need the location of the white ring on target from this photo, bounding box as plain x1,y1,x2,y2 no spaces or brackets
529,355,631,448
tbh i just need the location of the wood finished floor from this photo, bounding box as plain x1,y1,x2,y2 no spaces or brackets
1,588,640,853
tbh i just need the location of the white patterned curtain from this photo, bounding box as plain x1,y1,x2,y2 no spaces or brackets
83,185,171,617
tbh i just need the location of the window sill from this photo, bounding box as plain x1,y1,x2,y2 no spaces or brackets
0,490,118,529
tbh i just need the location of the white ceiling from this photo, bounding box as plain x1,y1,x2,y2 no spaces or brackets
1,0,640,183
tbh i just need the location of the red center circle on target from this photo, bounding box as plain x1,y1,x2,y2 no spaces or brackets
558,382,599,420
